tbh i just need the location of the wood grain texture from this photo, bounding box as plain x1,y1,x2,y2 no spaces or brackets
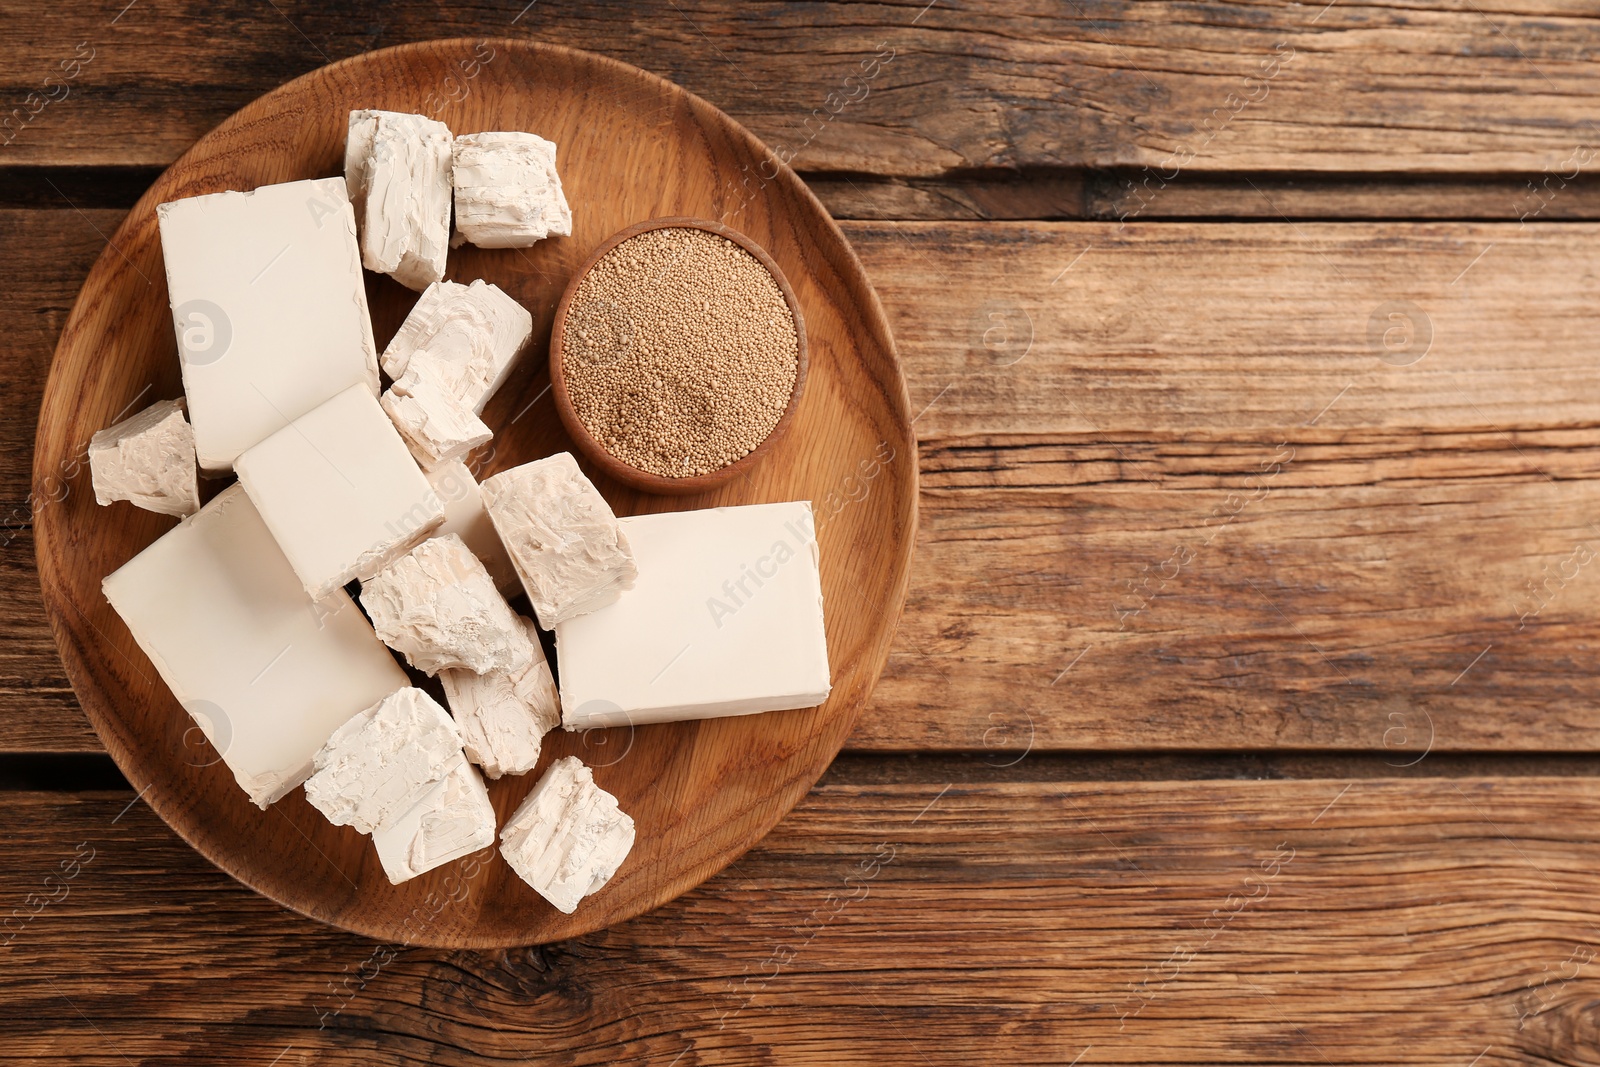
31,41,915,945
11,217,1600,754
0,209,105,533
860,219,1600,752
5,1,1600,176
0,530,90,752
5,779,1600,1064
0,208,109,753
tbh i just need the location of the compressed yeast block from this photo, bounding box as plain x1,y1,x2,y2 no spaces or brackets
499,756,634,914
344,110,453,291
440,617,559,779
452,132,572,248
381,360,493,471
359,534,530,676
303,686,464,835
156,177,378,471
89,398,200,517
234,383,445,600
480,452,636,629
102,484,408,808
556,501,829,728
380,279,532,412
371,761,495,884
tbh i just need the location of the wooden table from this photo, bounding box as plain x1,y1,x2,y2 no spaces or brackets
6,3,1600,1063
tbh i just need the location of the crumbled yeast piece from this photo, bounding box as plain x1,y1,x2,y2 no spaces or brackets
441,617,560,779
359,534,532,676
233,383,445,600
499,756,634,914
452,132,573,248
424,459,519,596
380,279,532,412
480,452,637,629
381,360,493,471
344,110,454,290
371,761,495,884
303,687,464,835
89,398,200,517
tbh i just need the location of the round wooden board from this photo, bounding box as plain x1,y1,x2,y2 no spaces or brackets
33,39,916,948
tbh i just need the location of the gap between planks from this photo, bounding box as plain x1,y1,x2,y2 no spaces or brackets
14,751,1600,793
6,165,1600,222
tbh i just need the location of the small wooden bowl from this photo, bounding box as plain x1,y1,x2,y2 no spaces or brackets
548,217,809,495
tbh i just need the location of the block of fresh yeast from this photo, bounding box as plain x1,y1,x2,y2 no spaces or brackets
303,686,464,835
156,177,379,472
372,761,496,884
499,756,633,914
555,501,830,728
344,110,454,291
102,485,407,808
234,384,445,601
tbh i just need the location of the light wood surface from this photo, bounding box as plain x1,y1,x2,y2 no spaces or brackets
30,40,916,946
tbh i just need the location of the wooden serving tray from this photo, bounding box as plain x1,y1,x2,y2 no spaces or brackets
32,38,916,947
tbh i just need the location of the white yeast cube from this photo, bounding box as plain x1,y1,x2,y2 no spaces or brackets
371,761,495,884
358,534,531,676
102,485,408,808
303,686,464,834
481,452,636,629
441,617,560,779
89,398,200,517
344,110,453,290
499,756,634,914
423,460,519,595
234,383,446,600
156,177,379,472
381,361,493,470
452,132,572,249
556,501,830,728
380,279,532,412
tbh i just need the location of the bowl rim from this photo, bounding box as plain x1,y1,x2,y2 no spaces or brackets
547,216,810,496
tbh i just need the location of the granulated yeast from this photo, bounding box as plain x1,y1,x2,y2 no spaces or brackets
561,226,799,478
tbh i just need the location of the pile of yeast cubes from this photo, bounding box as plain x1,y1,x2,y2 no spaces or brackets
90,110,831,914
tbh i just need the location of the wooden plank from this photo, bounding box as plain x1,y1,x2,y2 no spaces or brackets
3,2,1600,176
0,530,91,753
874,220,1600,440
853,219,1600,751
0,209,104,519
9,215,1600,753
0,207,106,753
2,779,1598,1063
